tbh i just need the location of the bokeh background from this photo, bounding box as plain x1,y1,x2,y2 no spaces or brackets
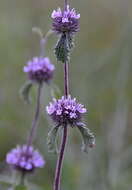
0,0,132,189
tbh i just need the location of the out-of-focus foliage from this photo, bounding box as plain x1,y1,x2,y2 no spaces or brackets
0,0,132,189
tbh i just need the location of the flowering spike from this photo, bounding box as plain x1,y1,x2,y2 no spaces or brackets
47,125,60,154
19,80,33,104
6,145,45,172
51,4,80,63
46,95,87,127
51,5,80,34
23,57,55,84
77,126,95,153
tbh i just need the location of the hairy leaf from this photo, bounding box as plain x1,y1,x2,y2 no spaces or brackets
67,33,75,50
47,125,60,154
19,81,33,104
55,33,70,63
77,125,95,153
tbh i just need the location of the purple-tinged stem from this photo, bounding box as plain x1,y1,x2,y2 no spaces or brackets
27,82,43,148
53,61,69,190
64,61,69,97
53,125,68,190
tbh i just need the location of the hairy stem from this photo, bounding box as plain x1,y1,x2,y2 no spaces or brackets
27,82,43,148
64,61,69,97
53,125,68,190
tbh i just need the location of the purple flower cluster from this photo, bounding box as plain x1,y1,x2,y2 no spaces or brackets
6,145,45,172
51,5,80,34
24,57,55,83
46,95,86,126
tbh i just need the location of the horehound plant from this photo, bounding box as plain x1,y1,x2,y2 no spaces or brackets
6,30,55,188
46,1,96,190
4,1,95,189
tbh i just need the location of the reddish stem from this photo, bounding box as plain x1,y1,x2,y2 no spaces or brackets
53,125,68,190
64,61,69,97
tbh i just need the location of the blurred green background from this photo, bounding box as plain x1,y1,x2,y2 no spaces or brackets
0,0,132,189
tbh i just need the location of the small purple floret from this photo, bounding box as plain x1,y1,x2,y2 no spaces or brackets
6,145,45,172
51,5,80,34
24,57,55,83
46,95,86,126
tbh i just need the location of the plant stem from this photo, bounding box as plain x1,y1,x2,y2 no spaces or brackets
53,125,68,190
53,61,69,190
64,61,69,97
40,30,53,57
20,170,26,186
40,38,46,57
27,82,43,148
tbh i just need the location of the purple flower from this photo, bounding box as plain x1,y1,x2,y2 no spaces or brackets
24,57,55,83
51,5,80,34
6,145,45,172
46,95,86,126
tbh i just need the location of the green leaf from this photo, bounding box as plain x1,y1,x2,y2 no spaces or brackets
19,81,33,104
55,33,70,63
77,124,95,153
14,184,27,190
47,125,60,154
67,33,75,50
